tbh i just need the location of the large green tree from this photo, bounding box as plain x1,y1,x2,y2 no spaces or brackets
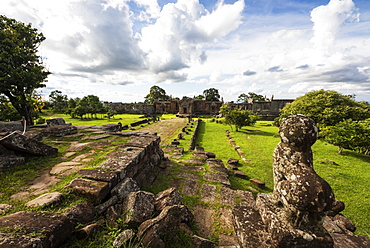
238,92,265,103
49,90,68,112
0,15,50,125
275,90,370,127
203,88,220,101
144,85,170,104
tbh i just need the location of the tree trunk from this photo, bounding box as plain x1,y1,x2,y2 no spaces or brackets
338,146,343,154
19,104,34,126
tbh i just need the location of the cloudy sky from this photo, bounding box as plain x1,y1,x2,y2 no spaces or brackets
2,0,370,102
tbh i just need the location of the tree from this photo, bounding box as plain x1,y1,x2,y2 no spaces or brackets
275,90,370,127
321,119,365,154
224,109,259,131
194,95,204,100
238,92,265,103
144,85,170,104
0,15,50,125
0,96,20,121
49,90,68,111
78,95,104,118
203,88,220,101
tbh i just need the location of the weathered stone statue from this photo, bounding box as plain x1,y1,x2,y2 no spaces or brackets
256,114,335,247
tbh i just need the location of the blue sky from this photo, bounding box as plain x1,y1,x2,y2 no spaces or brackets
1,0,370,102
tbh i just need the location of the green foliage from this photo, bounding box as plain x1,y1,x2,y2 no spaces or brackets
321,118,370,154
237,92,265,103
68,95,104,119
224,109,259,131
275,90,370,127
0,97,21,121
219,103,231,116
0,15,50,125
49,90,68,112
203,88,220,101
144,85,170,104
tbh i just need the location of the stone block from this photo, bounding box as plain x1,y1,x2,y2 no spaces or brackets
102,124,122,132
0,132,58,156
0,156,25,169
0,211,73,248
110,177,140,199
249,178,265,188
233,170,248,179
232,205,272,247
201,184,216,203
155,187,182,212
42,125,77,137
123,191,155,226
192,235,216,248
25,192,63,208
46,118,67,126
206,158,224,167
64,202,96,225
65,178,109,204
78,169,119,189
203,172,230,187
182,179,199,196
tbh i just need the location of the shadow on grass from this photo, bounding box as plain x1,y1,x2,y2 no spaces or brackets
194,121,206,146
238,129,276,137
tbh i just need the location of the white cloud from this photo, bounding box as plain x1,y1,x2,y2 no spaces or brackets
310,0,359,55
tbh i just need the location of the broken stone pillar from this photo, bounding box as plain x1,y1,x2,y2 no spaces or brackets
256,114,335,247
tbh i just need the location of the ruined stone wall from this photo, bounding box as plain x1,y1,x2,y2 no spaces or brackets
103,102,155,115
0,133,165,247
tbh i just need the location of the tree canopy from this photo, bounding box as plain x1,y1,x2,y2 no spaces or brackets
203,88,220,101
49,90,68,111
275,90,370,127
220,103,259,131
0,15,50,125
144,85,170,104
237,92,265,103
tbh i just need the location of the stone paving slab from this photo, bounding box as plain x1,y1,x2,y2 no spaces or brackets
220,187,236,206
193,206,214,239
201,184,217,203
182,179,199,196
178,172,200,180
203,172,230,187
183,158,204,165
83,134,111,140
67,142,92,151
25,192,63,208
181,166,205,172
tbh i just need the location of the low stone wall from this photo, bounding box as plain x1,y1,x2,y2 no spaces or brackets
189,119,201,150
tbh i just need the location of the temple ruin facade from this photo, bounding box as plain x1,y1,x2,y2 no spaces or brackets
104,97,293,120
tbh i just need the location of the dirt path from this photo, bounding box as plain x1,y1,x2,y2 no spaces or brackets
139,118,187,145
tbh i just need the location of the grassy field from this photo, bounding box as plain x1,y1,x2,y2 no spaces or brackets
196,119,370,236
39,112,149,126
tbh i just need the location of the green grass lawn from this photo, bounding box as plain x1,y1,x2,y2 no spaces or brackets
39,112,148,126
196,119,370,236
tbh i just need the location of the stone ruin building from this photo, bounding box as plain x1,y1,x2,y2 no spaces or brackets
103,96,293,120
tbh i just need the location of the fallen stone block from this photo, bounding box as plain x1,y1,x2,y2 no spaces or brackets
227,158,239,165
46,118,67,126
0,211,74,248
249,178,265,189
0,121,23,132
65,178,110,204
42,125,77,137
110,177,140,199
155,188,182,212
64,201,96,225
0,156,25,170
138,205,193,248
233,170,248,179
206,158,224,167
123,191,155,226
183,158,204,165
0,132,58,156
102,124,122,132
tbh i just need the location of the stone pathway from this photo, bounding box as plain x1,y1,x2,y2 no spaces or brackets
138,118,187,144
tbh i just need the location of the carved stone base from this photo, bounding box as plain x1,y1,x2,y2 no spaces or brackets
256,193,334,248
